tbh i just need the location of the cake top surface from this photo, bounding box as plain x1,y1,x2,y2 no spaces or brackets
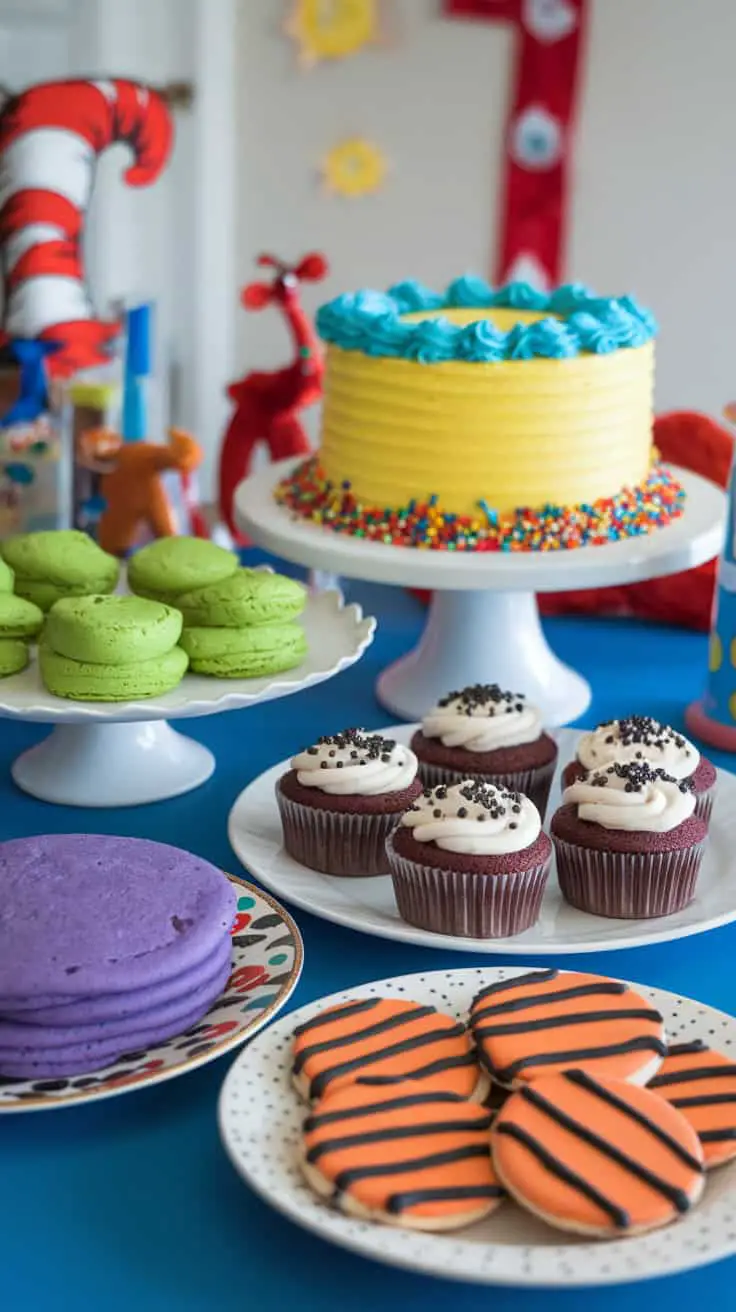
316,276,657,364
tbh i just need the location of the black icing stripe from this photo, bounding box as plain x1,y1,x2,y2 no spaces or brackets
521,1083,698,1208
670,1093,736,1109
293,998,378,1037
293,1004,435,1073
566,1070,704,1171
494,1122,630,1229
387,1184,504,1215
308,1024,467,1099
482,1035,667,1085
304,1090,463,1131
649,1063,736,1089
665,1041,708,1057
474,1008,662,1039
306,1116,491,1163
472,981,627,1021
333,1144,490,1194
698,1129,736,1143
472,970,558,1006
405,1050,477,1079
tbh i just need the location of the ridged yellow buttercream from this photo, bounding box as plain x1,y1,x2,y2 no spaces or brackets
320,324,655,518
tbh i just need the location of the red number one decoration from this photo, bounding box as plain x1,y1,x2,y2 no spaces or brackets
443,0,588,289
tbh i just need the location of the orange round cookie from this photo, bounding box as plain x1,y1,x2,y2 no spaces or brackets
292,996,484,1101
301,1077,504,1230
649,1040,736,1168
492,1069,705,1236
470,968,666,1088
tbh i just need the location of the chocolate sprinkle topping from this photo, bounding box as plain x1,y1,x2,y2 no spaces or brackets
437,683,525,718
307,728,401,759
597,715,690,755
587,761,693,795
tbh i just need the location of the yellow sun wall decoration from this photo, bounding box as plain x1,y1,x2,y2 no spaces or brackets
285,0,382,68
321,138,387,198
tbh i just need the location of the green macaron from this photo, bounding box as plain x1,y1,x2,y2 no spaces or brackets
0,558,14,593
128,537,238,604
39,643,189,702
0,638,29,677
45,595,183,666
176,569,306,629
179,622,307,678
0,593,44,639
1,530,120,590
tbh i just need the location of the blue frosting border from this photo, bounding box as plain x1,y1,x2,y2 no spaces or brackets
316,276,658,363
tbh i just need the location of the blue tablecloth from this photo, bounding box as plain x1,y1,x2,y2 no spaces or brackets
3,565,735,1310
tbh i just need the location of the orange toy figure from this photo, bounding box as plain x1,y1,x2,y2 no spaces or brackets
78,427,204,556
218,252,329,543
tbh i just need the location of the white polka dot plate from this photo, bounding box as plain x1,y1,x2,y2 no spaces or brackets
218,966,736,1288
0,877,303,1113
228,726,736,954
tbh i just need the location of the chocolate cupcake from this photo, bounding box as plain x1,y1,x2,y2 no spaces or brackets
551,761,707,920
562,716,716,824
386,779,552,938
410,684,557,819
277,728,421,877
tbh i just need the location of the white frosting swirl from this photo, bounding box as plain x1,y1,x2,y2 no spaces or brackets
576,716,699,781
292,729,417,796
422,683,544,752
400,779,541,854
563,763,695,833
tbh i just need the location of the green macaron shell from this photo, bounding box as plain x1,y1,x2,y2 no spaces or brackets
13,576,119,613
180,621,307,678
128,537,238,601
39,643,189,701
0,638,29,676
45,595,183,665
0,558,14,593
177,569,306,628
0,593,44,639
1,530,119,589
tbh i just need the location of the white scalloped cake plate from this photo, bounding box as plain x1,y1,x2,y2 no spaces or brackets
0,589,375,724
218,965,736,1288
0,877,303,1113
228,727,736,955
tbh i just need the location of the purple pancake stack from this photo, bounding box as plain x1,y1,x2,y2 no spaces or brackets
0,834,236,1078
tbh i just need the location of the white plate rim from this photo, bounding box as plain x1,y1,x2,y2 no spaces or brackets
228,726,736,956
0,875,304,1113
218,964,736,1289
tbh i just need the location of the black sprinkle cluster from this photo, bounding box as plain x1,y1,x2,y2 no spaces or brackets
305,727,400,768
437,683,525,717
598,715,687,753
410,779,525,822
588,761,693,795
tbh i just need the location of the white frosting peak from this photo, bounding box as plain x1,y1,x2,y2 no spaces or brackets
576,716,699,781
401,779,541,855
563,762,695,833
292,729,417,796
422,684,544,752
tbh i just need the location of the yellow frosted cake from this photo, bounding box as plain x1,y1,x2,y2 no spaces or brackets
275,277,684,550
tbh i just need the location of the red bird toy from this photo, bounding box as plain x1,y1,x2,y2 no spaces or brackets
218,251,328,542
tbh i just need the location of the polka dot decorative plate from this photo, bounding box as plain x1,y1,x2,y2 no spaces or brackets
229,726,736,955
219,966,736,1288
0,877,303,1113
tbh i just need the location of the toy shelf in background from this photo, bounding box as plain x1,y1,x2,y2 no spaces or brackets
218,253,329,545
443,0,588,288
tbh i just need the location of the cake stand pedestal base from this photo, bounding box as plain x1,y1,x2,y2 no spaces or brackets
11,721,216,808
376,588,591,725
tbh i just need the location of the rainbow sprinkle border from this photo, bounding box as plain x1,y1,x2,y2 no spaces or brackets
274,458,686,552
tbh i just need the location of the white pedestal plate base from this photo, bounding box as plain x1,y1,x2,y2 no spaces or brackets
236,459,725,726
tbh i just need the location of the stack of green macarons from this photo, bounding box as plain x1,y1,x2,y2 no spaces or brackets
39,595,189,702
0,530,119,612
128,537,307,678
0,562,44,677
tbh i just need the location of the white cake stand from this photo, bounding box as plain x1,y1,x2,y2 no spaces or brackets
0,590,375,808
236,458,724,725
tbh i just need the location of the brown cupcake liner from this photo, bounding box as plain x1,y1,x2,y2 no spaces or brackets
385,832,550,938
552,835,705,920
416,758,556,821
277,791,401,877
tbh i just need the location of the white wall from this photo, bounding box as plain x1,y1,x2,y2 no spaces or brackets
236,0,736,421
